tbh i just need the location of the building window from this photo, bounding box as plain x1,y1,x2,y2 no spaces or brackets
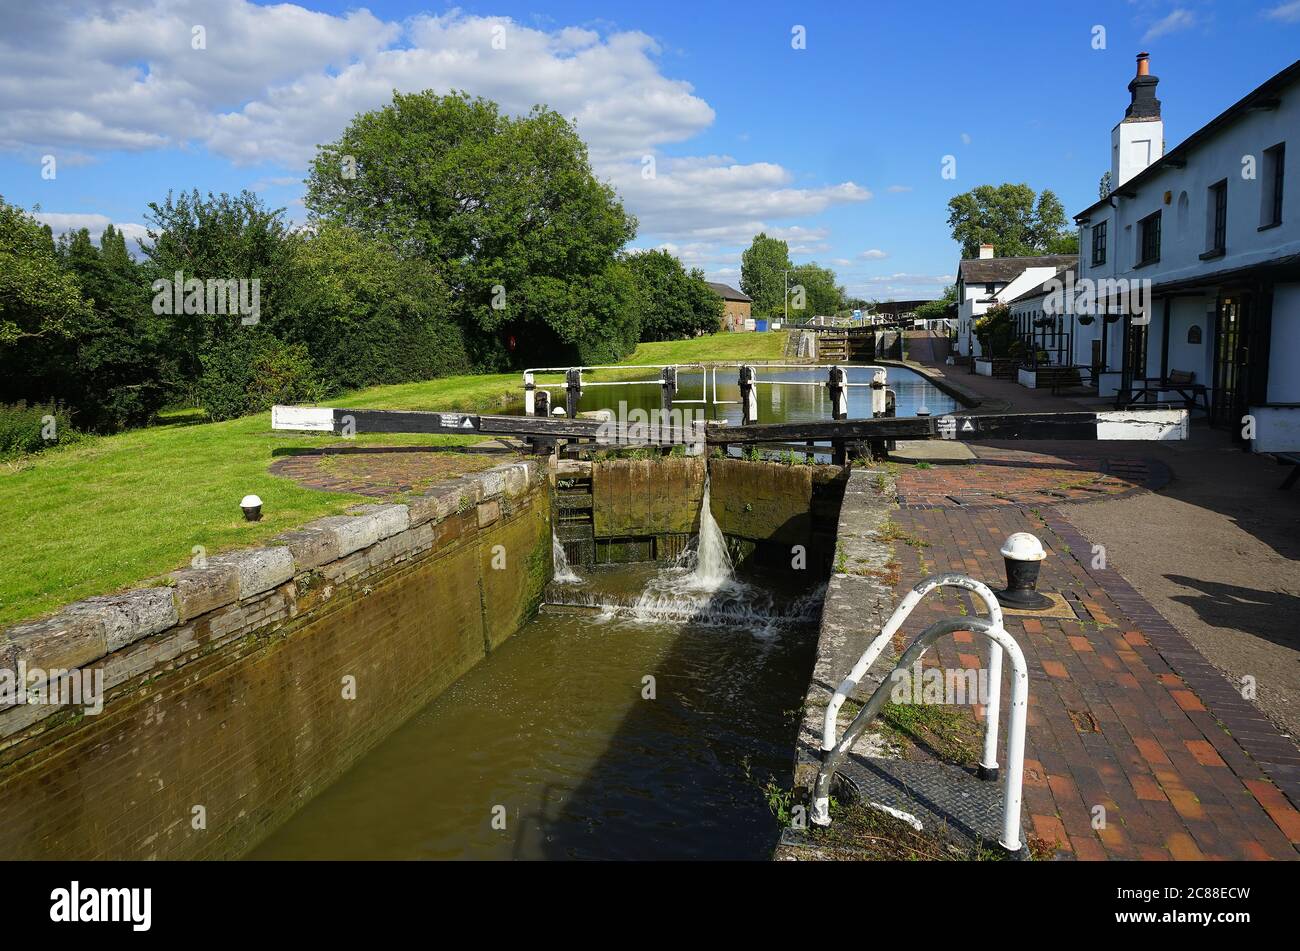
1137,210,1161,266
1206,179,1227,255
1091,221,1107,267
1262,142,1285,228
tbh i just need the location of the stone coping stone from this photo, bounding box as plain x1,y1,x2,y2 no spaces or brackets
406,484,462,527
306,514,380,558
270,526,340,572
442,476,484,509
2,612,108,680
208,547,295,600
168,563,241,622
64,588,178,653
792,468,901,807
478,468,507,500
500,462,531,498
346,503,410,540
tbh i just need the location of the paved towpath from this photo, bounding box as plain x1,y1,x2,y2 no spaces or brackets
874,354,1300,857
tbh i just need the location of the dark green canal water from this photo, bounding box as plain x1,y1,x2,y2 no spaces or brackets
248,560,823,860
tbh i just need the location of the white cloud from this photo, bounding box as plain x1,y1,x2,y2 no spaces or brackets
886,184,912,193
607,154,868,248
0,4,712,166
1143,9,1196,41
960,132,971,145
0,0,398,157
2,3,873,283
858,249,888,260
1264,1,1300,22
34,211,149,250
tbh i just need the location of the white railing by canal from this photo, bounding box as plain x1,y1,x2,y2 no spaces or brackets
811,571,1030,856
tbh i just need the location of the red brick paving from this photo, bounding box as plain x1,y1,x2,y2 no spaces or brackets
885,492,1300,860
895,445,1169,509
269,447,512,498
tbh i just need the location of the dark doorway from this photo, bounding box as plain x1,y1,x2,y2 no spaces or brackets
1122,316,1148,387
1211,294,1250,434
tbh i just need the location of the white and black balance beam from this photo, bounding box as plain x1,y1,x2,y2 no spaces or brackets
272,405,1188,444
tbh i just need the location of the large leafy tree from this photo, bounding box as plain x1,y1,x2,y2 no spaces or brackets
0,201,178,431
306,90,639,366
54,226,173,430
140,189,299,383
279,223,470,392
0,197,89,348
786,262,843,318
739,233,792,317
623,249,722,341
685,267,725,336
946,183,1078,258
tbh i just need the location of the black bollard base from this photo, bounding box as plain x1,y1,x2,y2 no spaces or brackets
996,553,1053,611
994,587,1053,611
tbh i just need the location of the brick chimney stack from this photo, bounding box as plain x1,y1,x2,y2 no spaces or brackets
1111,51,1164,187
1126,52,1161,120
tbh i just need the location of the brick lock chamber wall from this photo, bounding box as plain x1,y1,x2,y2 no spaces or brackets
0,461,550,860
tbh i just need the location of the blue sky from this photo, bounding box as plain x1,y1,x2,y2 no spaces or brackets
2,0,1298,299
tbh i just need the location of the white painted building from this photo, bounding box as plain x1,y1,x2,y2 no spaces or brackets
954,245,1076,357
1007,265,1078,385
1071,53,1300,452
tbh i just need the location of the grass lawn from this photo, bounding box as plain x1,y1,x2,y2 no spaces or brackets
623,331,788,366
0,331,789,627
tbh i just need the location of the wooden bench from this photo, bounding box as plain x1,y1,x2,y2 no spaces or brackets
1119,369,1210,412
1276,452,1300,490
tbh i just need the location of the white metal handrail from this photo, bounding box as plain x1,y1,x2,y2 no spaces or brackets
822,573,1005,777
812,572,1029,854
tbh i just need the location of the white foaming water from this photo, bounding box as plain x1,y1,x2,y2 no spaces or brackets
548,581,825,639
601,475,812,635
552,531,580,584
544,474,822,636
687,475,734,590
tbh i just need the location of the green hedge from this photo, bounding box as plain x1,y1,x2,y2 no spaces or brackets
0,401,81,457
197,332,326,422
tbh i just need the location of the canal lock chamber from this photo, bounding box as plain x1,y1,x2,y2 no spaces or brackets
250,455,848,860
